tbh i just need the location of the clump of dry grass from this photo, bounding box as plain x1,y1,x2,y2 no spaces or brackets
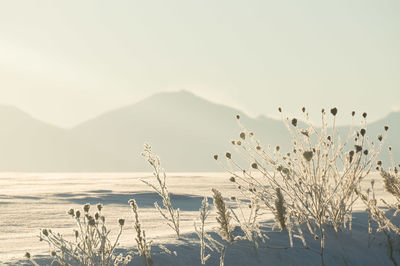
129,199,153,266
216,108,387,265
212,188,234,243
37,203,130,266
141,144,180,238
274,188,286,231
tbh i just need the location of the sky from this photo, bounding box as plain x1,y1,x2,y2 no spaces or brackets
0,0,399,128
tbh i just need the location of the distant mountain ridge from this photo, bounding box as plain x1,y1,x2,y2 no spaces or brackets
0,90,398,171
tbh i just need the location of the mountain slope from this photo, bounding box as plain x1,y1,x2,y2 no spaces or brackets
71,90,290,171
0,105,118,171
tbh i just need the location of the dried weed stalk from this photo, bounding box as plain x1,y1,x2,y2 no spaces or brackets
141,144,180,238
129,199,153,266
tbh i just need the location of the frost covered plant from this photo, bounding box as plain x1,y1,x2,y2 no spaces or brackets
216,108,387,266
212,188,234,266
274,188,286,231
230,197,262,265
357,154,400,264
194,197,211,265
212,188,234,243
39,203,129,266
230,197,261,245
129,199,153,266
141,144,180,238
357,179,399,265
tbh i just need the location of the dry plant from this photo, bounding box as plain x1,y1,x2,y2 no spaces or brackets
38,203,130,266
194,197,212,265
215,108,387,266
129,199,153,266
230,197,261,245
211,188,235,266
212,188,234,243
230,197,263,265
357,154,400,265
141,144,180,238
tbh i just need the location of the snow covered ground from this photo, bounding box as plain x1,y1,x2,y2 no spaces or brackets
0,172,399,265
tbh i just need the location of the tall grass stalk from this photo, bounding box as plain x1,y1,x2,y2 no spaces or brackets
141,144,180,238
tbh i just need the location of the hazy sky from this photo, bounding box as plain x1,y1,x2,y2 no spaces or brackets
0,0,399,127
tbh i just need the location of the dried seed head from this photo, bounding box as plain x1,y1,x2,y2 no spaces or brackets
76,210,81,219
349,150,354,163
225,152,231,159
291,118,298,127
363,150,369,156
231,196,236,201
229,176,236,182
303,151,313,162
74,230,79,239
67,208,75,217
95,212,100,220
355,145,362,153
213,155,218,160
330,107,338,116
236,114,240,119
240,132,246,140
83,204,90,213
256,145,261,150
88,216,96,226
276,146,280,151
237,141,242,145
384,126,389,131
25,252,31,259
251,163,258,169
378,134,383,141
321,108,325,114
362,112,367,118
119,218,125,227
51,251,56,257
327,136,332,142
97,203,103,211
351,111,355,116
278,107,282,113
377,160,382,166
301,130,309,137
302,107,306,112
231,140,236,145
389,146,392,151
42,229,49,237
360,128,366,136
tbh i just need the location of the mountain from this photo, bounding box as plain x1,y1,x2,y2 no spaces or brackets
0,90,398,171
0,106,119,171
70,90,290,171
